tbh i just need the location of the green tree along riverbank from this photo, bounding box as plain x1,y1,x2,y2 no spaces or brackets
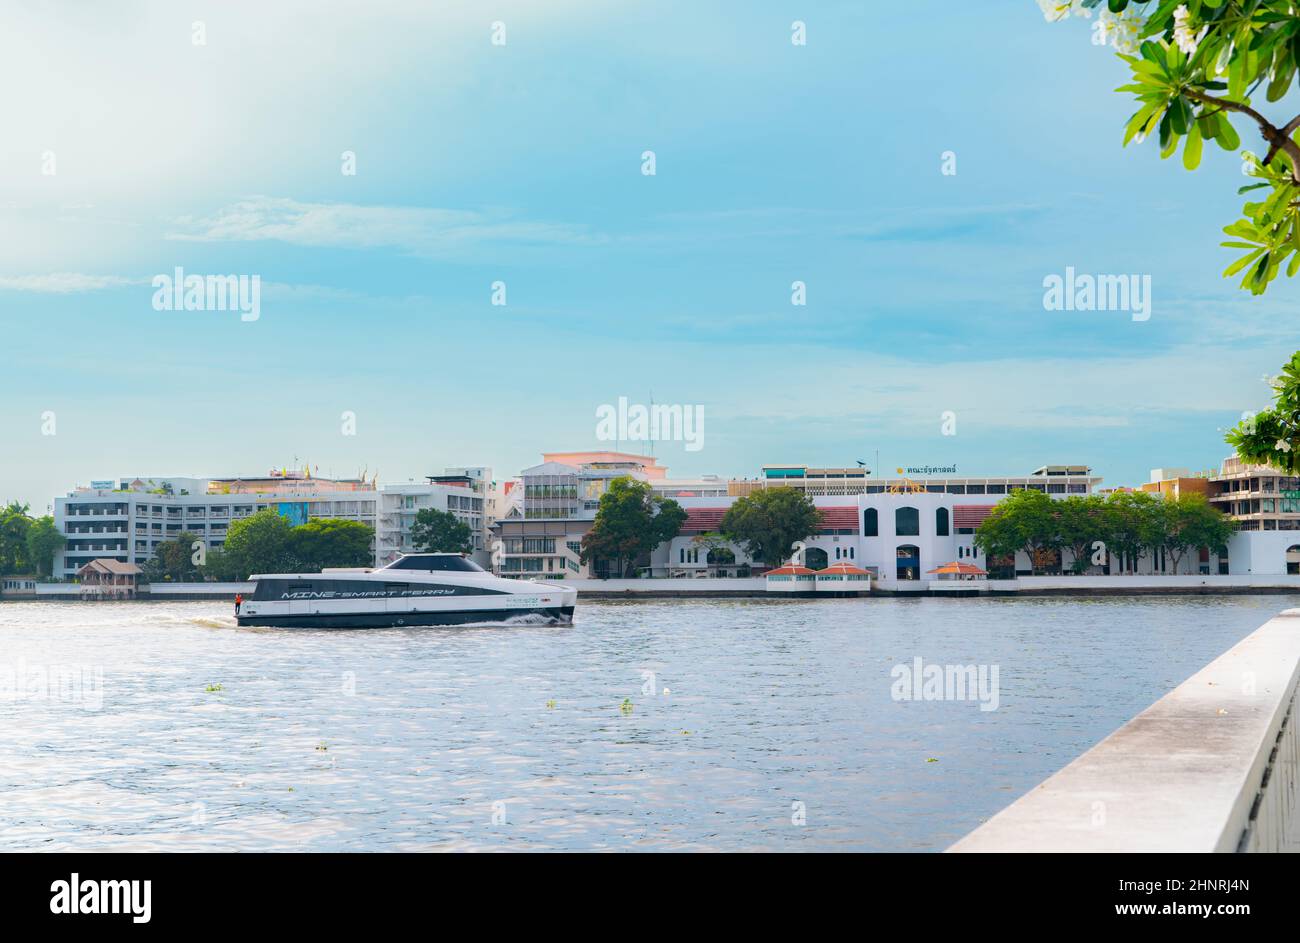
974,489,1234,577
581,478,686,578
0,501,65,578
177,510,375,582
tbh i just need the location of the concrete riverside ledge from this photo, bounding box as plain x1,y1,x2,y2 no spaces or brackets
563,578,768,597
949,609,1300,853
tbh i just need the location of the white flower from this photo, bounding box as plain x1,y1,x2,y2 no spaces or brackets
1173,4,1208,55
1099,8,1145,55
1037,0,1091,23
1276,439,1293,453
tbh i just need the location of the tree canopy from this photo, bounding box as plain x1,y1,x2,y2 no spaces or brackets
1040,1,1300,294
975,487,1233,574
408,508,474,554
0,503,65,577
718,486,821,568
580,476,686,577
1227,349,1300,469
142,530,206,582
204,510,374,580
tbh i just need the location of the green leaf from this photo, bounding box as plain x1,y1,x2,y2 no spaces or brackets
1168,96,1192,135
1183,122,1204,170
1215,114,1240,150
1224,247,1266,277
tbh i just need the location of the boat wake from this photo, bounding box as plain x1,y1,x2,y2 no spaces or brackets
188,616,240,630
457,612,572,628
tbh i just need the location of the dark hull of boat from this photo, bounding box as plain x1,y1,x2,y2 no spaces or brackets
236,606,575,629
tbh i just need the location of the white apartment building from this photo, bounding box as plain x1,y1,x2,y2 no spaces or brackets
55,468,507,578
375,467,499,567
55,473,380,579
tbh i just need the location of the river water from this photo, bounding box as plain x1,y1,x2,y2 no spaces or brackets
0,595,1293,851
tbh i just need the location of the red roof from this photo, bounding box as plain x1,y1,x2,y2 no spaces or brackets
818,562,871,576
953,504,996,528
927,561,988,575
817,506,859,531
682,508,728,533
765,565,816,576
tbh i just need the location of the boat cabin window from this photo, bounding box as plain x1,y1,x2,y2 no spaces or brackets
383,555,484,573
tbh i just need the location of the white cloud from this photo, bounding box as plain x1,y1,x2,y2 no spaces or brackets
0,273,142,293
166,196,601,256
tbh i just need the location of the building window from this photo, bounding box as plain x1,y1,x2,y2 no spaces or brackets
895,506,919,536
863,508,878,537
935,507,949,537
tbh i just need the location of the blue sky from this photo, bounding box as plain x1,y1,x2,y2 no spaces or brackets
1,0,1295,510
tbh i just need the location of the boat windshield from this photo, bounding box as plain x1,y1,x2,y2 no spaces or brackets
382,555,485,573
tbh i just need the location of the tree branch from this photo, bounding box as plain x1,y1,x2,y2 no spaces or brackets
1184,88,1300,184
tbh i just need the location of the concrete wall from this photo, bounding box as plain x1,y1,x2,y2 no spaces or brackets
991,574,1300,591
18,582,254,598
1227,529,1300,576
949,609,1300,852
145,582,255,595
563,578,768,595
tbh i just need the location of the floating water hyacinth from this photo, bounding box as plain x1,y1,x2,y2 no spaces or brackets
204,683,222,693
545,699,556,709
620,698,633,714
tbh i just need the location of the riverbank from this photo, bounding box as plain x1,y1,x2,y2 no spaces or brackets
7,569,1300,598
7,573,1300,601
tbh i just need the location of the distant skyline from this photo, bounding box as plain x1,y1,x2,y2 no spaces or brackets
2,1,1293,511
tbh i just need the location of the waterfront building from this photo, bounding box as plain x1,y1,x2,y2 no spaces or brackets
728,464,1097,497
54,465,504,578
491,451,731,579
654,464,1107,582
0,576,38,598
1206,456,1300,531
1139,467,1215,500
492,457,622,580
492,456,1112,581
76,559,141,599
54,471,379,579
1135,459,1300,573
375,467,498,567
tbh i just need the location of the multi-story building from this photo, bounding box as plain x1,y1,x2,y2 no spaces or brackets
658,465,1106,582
1137,458,1300,574
491,455,1109,581
728,464,1098,497
56,467,505,577
375,467,498,566
1139,467,1215,501
1206,456,1300,531
55,471,380,579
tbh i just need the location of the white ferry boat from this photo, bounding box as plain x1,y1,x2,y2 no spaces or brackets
236,553,576,628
